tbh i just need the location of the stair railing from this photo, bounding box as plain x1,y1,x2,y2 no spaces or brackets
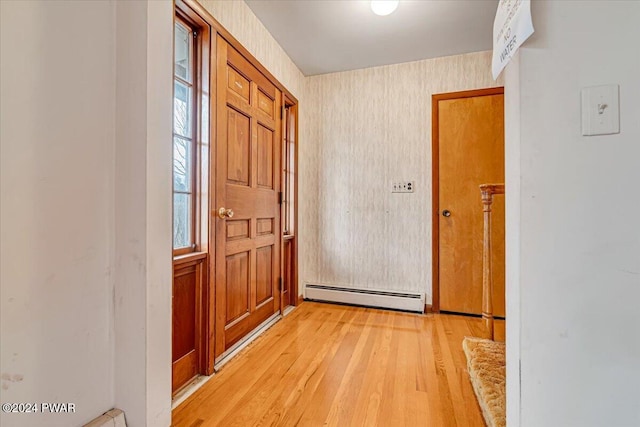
479,183,505,340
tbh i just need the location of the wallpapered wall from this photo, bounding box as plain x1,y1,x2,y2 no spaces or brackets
306,52,503,302
200,0,319,291
198,1,502,302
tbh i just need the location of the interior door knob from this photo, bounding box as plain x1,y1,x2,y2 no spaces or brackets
218,207,234,219
442,209,451,217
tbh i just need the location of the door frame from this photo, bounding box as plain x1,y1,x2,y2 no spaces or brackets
176,0,299,370
172,3,214,388
431,87,504,313
282,97,299,308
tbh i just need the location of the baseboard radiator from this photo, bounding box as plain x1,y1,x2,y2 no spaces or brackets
305,284,424,313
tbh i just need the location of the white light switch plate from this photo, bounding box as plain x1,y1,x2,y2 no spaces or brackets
581,84,620,136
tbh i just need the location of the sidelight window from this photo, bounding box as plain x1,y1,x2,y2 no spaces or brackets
173,19,195,252
173,12,209,256
283,102,297,235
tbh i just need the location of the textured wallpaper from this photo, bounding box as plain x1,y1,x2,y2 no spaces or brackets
200,0,304,99
198,0,318,294
196,1,503,303
306,52,503,303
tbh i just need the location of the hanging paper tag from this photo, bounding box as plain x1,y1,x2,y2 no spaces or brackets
492,0,534,80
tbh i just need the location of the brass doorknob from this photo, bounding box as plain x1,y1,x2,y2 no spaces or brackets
218,207,234,219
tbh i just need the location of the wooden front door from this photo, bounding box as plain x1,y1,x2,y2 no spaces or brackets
433,88,505,316
214,35,282,359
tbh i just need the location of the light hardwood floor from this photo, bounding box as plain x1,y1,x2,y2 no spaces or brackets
172,302,505,427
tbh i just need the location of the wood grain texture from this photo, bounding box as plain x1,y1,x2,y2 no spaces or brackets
480,184,505,340
215,36,282,357
435,91,505,316
226,107,251,185
197,0,311,299
281,99,298,307
197,0,304,100
224,251,250,324
257,124,274,189
305,51,503,302
282,239,293,308
255,245,274,306
172,302,505,427
172,256,207,393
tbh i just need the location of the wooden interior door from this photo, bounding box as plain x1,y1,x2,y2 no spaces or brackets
214,35,282,360
433,88,505,316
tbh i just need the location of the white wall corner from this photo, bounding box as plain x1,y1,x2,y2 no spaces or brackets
83,408,127,427
114,0,173,425
504,49,522,427
144,0,174,424
516,1,640,425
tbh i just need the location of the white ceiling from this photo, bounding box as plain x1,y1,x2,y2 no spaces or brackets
245,0,498,76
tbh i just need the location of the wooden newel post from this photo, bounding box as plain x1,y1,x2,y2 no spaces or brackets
479,184,504,340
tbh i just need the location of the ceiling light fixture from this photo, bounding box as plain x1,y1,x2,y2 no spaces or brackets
371,0,399,16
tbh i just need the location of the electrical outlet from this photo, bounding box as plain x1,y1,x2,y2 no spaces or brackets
392,181,415,193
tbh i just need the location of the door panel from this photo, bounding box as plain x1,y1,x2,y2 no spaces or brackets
436,90,505,316
226,219,250,241
226,107,251,185
256,245,274,305
173,266,197,360
257,90,275,118
257,124,274,189
215,35,282,358
227,66,250,102
282,239,293,308
172,258,206,393
225,251,250,324
256,218,273,236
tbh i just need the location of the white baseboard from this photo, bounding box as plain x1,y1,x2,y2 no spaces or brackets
83,409,126,427
305,283,424,313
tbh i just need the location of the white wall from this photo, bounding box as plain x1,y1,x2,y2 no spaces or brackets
1,1,174,426
504,51,521,427
0,1,116,426
506,1,640,426
114,1,173,426
306,52,502,301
